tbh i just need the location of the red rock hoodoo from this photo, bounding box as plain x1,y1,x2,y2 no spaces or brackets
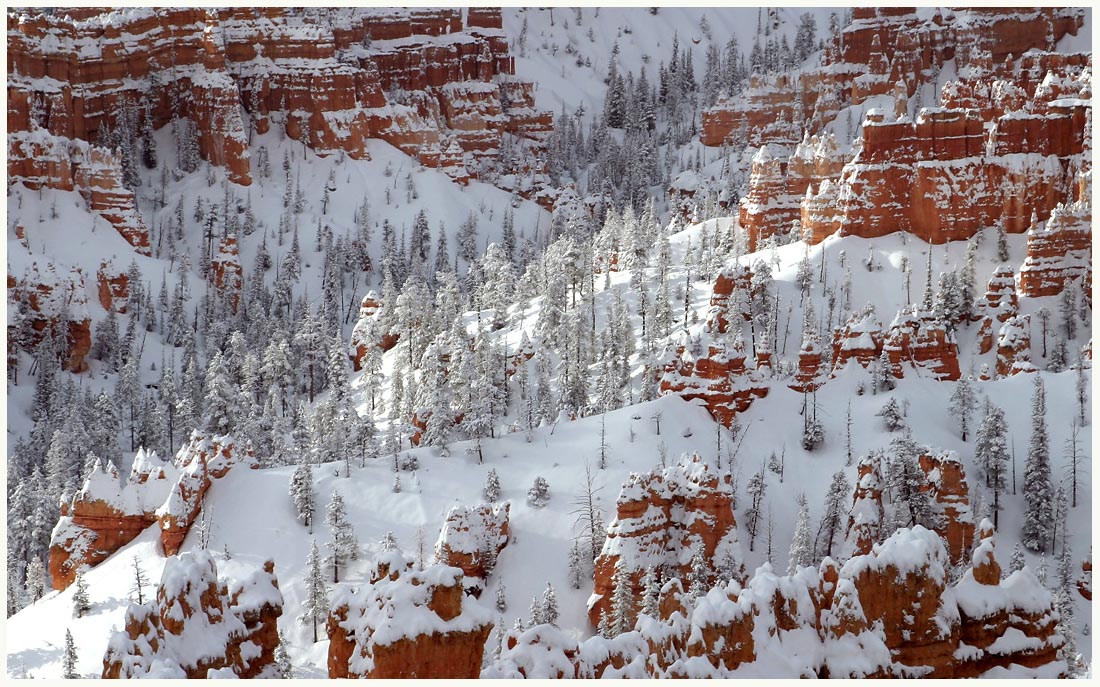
658,329,768,428
8,262,93,373
589,454,744,628
433,502,510,595
102,551,284,678
327,563,493,678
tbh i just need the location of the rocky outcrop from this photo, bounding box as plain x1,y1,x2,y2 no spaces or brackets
488,525,1064,678
327,563,493,678
845,454,885,557
49,450,175,590
157,432,258,556
976,266,1019,354
995,315,1036,378
1018,196,1092,297
588,454,744,629
1078,555,1092,600
348,291,398,370
882,307,961,381
8,7,553,203
7,262,92,373
917,450,975,564
7,132,152,254
702,73,802,149
209,234,243,313
831,304,883,374
49,433,256,590
952,521,1063,677
96,262,131,313
103,551,284,678
790,331,827,392
433,502,509,595
658,329,768,428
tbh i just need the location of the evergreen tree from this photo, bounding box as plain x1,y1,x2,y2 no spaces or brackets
974,401,1010,529
608,561,633,636
301,541,329,643
688,547,709,601
290,457,315,532
527,476,551,508
274,631,293,678
202,351,238,435
567,540,584,590
483,468,502,503
948,376,977,441
787,493,813,573
641,566,659,618
1009,542,1026,574
72,572,91,618
325,491,359,583
876,397,906,431
541,582,559,626
1022,375,1053,552
495,582,507,613
24,557,46,604
814,471,850,560
62,629,78,678
744,464,767,551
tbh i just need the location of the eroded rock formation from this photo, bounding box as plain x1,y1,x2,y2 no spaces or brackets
433,502,510,595
7,262,93,373
658,329,769,428
102,551,283,678
588,454,744,628
327,563,493,678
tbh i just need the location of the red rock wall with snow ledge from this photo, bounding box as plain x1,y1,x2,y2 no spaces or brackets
7,7,553,201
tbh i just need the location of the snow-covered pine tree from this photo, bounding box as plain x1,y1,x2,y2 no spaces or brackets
814,471,850,561
948,375,977,441
608,560,633,636
527,476,551,508
483,468,502,503
877,397,906,431
274,631,293,678
688,546,709,602
567,540,584,590
62,629,78,678
641,566,659,618
974,400,1009,528
495,582,507,613
325,491,359,583
301,541,329,643
72,572,90,618
787,493,813,573
1023,374,1053,552
744,464,767,552
24,557,46,604
290,457,315,532
542,582,560,626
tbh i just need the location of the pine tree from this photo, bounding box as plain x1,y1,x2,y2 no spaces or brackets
202,351,238,435
495,582,507,613
301,541,329,643
274,631,293,678
567,540,584,590
1023,375,1053,552
325,491,359,583
948,376,977,441
641,566,659,618
290,457,315,532
483,469,502,503
975,401,1009,528
787,493,813,573
608,561,633,636
814,471,850,560
688,547,709,602
744,464,767,551
876,397,906,431
62,629,78,678
1009,542,1026,574
24,557,46,604
72,572,91,618
527,476,551,508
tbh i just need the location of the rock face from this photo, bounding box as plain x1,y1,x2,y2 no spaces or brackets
1018,195,1092,297
917,450,975,564
882,307,961,381
209,234,243,313
433,502,510,595
995,315,1036,378
96,262,131,313
488,525,1063,678
588,454,744,629
831,304,883,374
102,551,284,678
845,454,885,557
49,450,175,590
7,262,93,373
658,329,768,428
48,433,255,590
8,7,552,202
348,291,398,370
327,563,493,678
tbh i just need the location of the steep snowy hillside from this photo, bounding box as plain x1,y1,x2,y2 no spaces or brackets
6,5,1092,681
